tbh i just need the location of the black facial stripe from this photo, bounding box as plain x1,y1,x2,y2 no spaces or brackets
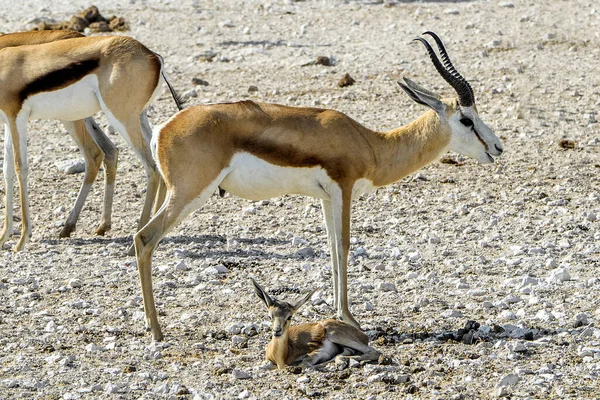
460,112,488,151
472,126,489,151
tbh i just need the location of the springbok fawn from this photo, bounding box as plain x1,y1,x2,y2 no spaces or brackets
0,30,118,239
252,278,381,369
134,31,503,340
0,33,181,252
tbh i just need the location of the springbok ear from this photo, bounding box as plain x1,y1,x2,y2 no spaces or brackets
293,288,316,311
251,278,274,308
398,78,445,116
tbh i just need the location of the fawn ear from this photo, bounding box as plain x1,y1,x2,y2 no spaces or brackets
293,288,316,311
251,278,274,308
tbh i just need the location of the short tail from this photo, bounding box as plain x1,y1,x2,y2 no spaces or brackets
155,53,184,111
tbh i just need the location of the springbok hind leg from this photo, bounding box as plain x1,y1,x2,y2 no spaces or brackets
105,112,159,255
134,179,224,340
84,117,118,236
59,120,104,238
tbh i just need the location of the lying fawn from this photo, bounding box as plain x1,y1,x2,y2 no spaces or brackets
251,278,381,369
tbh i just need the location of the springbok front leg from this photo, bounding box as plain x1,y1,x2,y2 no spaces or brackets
0,124,15,247
330,183,359,329
321,198,340,310
9,117,31,252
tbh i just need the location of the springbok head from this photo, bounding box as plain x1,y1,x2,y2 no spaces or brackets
398,31,504,164
251,278,315,338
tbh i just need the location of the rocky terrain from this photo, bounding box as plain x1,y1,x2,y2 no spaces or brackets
0,0,599,399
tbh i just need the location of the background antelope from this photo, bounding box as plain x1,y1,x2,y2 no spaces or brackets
251,278,381,369
134,31,503,341
0,30,119,240
0,33,181,251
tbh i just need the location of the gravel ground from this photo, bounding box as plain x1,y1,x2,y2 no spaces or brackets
1,1,599,399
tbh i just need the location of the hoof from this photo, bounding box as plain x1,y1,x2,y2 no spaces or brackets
59,225,74,238
95,223,111,236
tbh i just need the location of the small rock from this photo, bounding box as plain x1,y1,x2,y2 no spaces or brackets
192,77,209,86
67,278,82,289
315,56,331,66
441,309,463,318
232,369,251,380
338,73,355,87
443,9,460,15
248,85,259,93
535,309,555,322
182,89,197,99
86,343,102,352
175,260,190,271
500,310,517,320
546,268,570,283
219,20,234,28
499,2,514,7
228,323,244,335
558,139,576,149
231,335,248,347
508,341,527,353
379,282,397,292
496,373,519,388
297,247,316,258
55,159,85,174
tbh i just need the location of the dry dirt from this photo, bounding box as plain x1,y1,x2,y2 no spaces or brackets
0,1,599,399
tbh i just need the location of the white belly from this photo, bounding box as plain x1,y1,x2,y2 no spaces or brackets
23,74,101,121
220,152,332,200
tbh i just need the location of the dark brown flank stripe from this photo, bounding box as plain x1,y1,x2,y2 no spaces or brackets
19,58,100,103
238,137,348,181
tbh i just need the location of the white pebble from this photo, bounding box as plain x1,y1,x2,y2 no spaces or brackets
536,309,555,322
500,310,517,320
546,268,570,283
67,279,82,289
496,373,520,388
378,282,396,292
232,369,251,380
442,309,463,318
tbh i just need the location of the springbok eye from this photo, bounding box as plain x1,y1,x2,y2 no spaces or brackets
460,117,474,127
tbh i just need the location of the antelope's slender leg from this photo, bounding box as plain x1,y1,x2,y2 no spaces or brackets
11,117,31,252
135,178,224,340
0,124,15,247
84,117,118,236
330,184,359,328
321,199,339,310
59,120,104,238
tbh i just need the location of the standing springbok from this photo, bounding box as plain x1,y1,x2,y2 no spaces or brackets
0,33,182,251
134,31,504,341
252,278,381,369
0,30,118,240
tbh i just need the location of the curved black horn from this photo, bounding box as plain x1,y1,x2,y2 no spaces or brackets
423,31,475,106
414,33,474,107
